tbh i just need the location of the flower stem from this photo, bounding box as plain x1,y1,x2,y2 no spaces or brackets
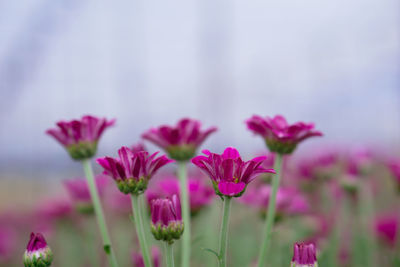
163,242,175,267
218,196,232,267
131,194,153,267
82,159,119,267
257,153,283,267
178,161,191,267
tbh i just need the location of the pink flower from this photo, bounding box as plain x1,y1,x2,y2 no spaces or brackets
375,214,398,247
37,198,73,221
150,195,184,242
146,176,214,214
132,246,161,267
97,146,173,195
130,142,147,153
246,115,322,154
63,175,108,213
24,233,53,267
46,115,115,160
142,118,217,161
0,226,17,261
291,242,317,266
191,147,276,197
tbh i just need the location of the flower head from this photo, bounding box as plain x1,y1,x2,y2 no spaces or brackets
192,147,276,197
130,142,147,153
132,246,161,267
24,233,53,267
97,146,173,195
375,214,398,247
246,115,322,154
150,195,184,243
63,175,108,214
291,242,317,267
146,176,214,214
46,115,115,160
142,118,217,161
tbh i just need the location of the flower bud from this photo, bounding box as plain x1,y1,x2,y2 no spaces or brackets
290,242,317,267
23,233,53,267
150,195,184,243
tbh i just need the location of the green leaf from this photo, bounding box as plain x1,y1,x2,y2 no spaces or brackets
201,247,220,260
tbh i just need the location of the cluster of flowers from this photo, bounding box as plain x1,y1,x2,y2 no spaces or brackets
2,114,399,267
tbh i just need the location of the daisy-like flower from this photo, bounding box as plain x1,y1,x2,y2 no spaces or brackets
97,146,173,195
375,214,398,247
23,233,53,267
191,147,276,197
46,115,115,160
150,195,184,243
142,118,217,161
290,242,317,267
246,115,322,154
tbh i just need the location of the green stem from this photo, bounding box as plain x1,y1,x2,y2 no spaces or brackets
178,161,191,267
163,242,175,267
81,159,119,267
131,194,153,267
257,153,283,267
218,196,232,267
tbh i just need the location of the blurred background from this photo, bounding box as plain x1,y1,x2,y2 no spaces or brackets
0,0,400,266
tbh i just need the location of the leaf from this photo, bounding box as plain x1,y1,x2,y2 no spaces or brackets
201,247,220,260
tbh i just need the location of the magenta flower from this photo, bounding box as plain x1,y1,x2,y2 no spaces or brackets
132,246,161,267
150,195,184,243
246,115,322,154
146,176,214,214
0,226,17,262
130,142,147,153
375,214,398,247
142,118,217,161
239,184,309,219
291,242,317,267
24,233,53,267
63,175,108,213
37,198,72,222
97,146,173,195
46,115,115,160
191,147,276,197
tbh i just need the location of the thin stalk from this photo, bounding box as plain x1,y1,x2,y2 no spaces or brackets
131,194,153,267
178,161,191,267
257,153,283,267
218,196,232,267
163,242,175,267
82,159,119,267
140,194,153,247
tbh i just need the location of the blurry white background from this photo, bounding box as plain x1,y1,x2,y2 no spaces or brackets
0,0,399,173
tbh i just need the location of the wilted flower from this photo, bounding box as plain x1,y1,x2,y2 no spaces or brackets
239,184,309,219
375,214,398,247
146,176,214,214
63,175,108,213
23,233,53,267
97,146,173,195
191,147,276,197
290,242,317,267
246,115,322,154
142,118,217,161
132,246,161,267
150,195,184,243
46,115,115,160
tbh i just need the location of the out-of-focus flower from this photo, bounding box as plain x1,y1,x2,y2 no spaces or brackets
387,159,400,192
375,214,398,247
346,147,374,176
130,142,147,153
37,198,72,222
297,149,340,182
246,115,322,154
150,195,184,243
132,246,161,267
146,176,214,214
142,118,217,161
63,175,108,214
192,147,276,197
107,187,132,214
290,242,317,267
239,184,309,219
46,115,115,160
23,233,53,267
97,146,173,195
0,226,17,262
